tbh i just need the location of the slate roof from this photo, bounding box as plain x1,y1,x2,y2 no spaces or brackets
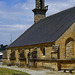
8,7,75,48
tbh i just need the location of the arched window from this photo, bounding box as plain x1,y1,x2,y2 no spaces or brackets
65,38,74,59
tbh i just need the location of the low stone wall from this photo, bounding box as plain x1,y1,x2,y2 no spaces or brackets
30,60,58,70
44,62,58,70
20,61,26,67
10,60,16,66
60,60,75,69
2,59,7,65
30,59,75,70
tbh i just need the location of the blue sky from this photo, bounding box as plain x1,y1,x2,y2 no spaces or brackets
0,0,75,45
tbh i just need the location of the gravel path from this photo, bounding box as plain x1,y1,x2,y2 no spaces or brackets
0,65,74,75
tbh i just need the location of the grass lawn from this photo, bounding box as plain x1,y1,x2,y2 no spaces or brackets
0,67,30,75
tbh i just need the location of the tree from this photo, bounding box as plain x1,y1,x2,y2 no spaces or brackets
0,44,8,52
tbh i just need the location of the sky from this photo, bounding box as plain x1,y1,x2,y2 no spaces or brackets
0,0,75,45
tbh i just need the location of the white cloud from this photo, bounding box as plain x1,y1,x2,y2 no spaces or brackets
0,24,30,31
46,0,75,15
13,0,34,9
0,0,34,24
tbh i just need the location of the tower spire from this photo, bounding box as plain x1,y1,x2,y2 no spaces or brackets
32,0,48,23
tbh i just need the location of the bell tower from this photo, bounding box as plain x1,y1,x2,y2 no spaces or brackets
32,0,48,23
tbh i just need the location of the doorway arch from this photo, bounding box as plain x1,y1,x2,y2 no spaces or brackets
65,38,74,59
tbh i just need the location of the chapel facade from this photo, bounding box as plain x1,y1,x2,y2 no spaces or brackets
3,0,75,70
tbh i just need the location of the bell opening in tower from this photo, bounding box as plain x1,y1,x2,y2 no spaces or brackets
39,0,42,9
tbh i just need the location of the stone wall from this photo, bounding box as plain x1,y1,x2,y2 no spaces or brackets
2,59,7,65
54,23,75,70
55,23,75,59
44,47,52,59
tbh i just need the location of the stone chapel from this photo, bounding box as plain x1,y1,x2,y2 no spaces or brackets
3,0,75,70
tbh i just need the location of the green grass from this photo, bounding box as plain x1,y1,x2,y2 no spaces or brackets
0,67,30,75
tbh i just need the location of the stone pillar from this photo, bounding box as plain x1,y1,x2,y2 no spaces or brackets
37,48,40,58
15,49,20,66
25,49,29,66
7,49,11,64
40,47,44,58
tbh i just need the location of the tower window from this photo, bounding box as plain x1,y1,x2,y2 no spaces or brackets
43,48,45,56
